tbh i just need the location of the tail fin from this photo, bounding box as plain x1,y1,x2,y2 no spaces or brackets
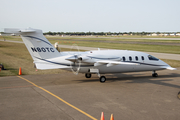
4,28,60,61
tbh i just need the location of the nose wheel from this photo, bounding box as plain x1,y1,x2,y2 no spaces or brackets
100,76,106,83
152,71,158,77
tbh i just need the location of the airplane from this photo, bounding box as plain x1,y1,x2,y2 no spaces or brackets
4,28,176,83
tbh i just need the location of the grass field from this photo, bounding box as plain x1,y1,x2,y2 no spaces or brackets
0,41,180,77
1,36,180,54
0,42,71,77
2,35,180,43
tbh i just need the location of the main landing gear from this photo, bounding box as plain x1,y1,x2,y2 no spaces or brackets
85,73,91,78
85,70,158,83
85,73,106,83
152,71,158,77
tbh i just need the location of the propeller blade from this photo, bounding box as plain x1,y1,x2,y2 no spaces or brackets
69,44,81,75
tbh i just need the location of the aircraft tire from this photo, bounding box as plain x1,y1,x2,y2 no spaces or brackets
152,73,158,77
85,73,91,78
100,76,106,83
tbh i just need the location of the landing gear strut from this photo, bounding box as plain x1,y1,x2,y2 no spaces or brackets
152,71,158,77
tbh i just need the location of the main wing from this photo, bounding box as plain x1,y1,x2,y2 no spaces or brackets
94,60,140,67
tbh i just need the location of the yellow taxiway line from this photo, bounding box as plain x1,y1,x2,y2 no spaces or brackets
17,76,97,120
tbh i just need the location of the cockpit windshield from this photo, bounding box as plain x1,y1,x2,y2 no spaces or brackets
148,55,159,61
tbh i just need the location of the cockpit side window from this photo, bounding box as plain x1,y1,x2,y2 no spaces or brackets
148,55,159,61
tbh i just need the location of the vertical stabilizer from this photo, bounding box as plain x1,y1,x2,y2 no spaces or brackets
4,28,60,61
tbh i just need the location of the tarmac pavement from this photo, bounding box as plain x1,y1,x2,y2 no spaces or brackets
0,68,180,120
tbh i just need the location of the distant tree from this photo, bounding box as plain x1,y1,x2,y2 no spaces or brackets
141,31,146,35
48,31,53,35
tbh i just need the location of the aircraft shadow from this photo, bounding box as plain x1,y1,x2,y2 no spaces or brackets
74,73,180,89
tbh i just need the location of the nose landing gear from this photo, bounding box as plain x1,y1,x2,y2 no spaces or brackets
152,71,158,77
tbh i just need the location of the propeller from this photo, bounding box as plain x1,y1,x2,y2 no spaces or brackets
68,44,82,75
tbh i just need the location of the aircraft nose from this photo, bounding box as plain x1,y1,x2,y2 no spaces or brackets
160,60,176,70
160,59,169,66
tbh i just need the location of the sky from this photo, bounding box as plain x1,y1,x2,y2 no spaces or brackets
0,0,180,32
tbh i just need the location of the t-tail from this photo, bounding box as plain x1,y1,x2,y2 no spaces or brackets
4,28,68,70
4,28,60,60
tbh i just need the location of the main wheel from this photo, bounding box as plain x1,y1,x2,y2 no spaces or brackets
152,73,158,77
85,73,91,78
100,76,106,83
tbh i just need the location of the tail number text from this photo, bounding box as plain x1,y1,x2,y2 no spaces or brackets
31,47,55,52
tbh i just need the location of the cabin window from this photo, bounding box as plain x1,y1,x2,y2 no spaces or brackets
122,57,126,61
135,56,138,61
129,56,132,61
142,56,144,60
148,55,159,61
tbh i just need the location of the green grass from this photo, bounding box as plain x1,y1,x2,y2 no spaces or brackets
161,59,180,68
1,36,22,41
2,35,180,43
1,36,180,54
0,63,18,76
0,41,179,77
48,40,180,54
46,36,180,43
0,42,70,77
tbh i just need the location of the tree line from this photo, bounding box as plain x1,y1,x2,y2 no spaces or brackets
0,31,178,36
43,31,179,36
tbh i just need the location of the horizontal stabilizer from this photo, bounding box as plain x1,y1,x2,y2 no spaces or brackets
35,63,69,70
4,28,36,34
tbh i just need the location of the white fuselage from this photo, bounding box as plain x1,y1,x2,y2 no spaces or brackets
57,50,170,74
4,28,173,78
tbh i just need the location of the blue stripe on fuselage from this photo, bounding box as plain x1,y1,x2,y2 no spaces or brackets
34,56,93,67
